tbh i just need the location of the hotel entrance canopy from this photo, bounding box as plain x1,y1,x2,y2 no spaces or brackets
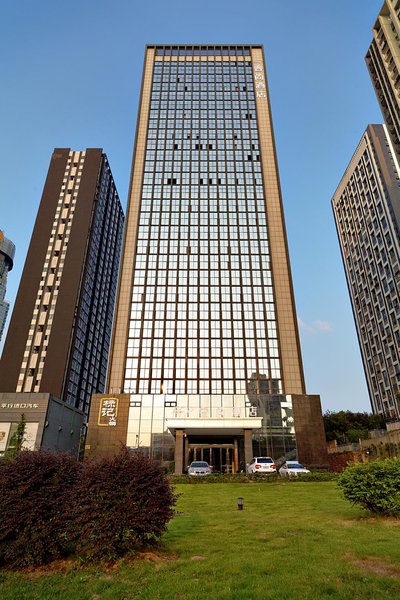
166,417,262,437
166,416,263,474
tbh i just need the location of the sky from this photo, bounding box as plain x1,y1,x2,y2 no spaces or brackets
0,0,384,413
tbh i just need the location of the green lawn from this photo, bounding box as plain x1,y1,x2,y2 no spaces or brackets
1,481,400,599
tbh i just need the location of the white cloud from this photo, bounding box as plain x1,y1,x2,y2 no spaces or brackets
314,320,333,332
298,318,333,334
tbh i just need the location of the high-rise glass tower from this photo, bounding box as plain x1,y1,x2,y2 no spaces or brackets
0,231,15,342
332,124,400,419
86,45,327,472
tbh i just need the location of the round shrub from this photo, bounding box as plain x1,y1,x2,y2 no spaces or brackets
65,448,177,561
0,451,82,567
337,459,400,516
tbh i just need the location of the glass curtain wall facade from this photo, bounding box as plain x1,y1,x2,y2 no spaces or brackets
97,45,327,470
63,156,125,413
125,48,281,398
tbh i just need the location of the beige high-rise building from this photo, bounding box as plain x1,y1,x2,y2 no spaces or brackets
332,124,400,419
86,45,327,473
366,0,400,159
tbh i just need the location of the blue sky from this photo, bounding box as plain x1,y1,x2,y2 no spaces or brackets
0,0,384,413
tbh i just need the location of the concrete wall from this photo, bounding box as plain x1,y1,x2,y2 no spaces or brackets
0,392,83,456
361,427,400,459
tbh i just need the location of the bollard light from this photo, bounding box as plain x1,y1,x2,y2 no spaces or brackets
237,497,244,511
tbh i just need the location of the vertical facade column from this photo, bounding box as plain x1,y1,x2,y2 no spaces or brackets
244,429,253,470
226,447,231,472
174,429,184,475
107,49,155,394
251,47,305,395
234,438,239,473
184,436,190,471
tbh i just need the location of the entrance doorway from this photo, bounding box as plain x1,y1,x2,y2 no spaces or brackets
187,440,239,473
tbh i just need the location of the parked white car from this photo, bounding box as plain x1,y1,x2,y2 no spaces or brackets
247,457,276,474
279,461,310,478
188,461,212,476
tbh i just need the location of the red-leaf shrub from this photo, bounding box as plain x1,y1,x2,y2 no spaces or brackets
0,451,82,567
64,448,177,561
0,448,176,566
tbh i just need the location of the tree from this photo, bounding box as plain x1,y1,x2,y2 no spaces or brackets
5,413,26,459
323,411,386,444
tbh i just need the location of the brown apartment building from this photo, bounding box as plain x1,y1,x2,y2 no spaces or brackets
0,149,124,456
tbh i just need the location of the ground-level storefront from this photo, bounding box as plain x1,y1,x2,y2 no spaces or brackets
0,392,84,457
85,392,328,470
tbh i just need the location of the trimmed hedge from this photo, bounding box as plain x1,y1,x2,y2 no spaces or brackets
169,473,278,484
288,471,338,482
0,451,81,567
0,449,176,566
337,459,400,516
169,471,336,484
65,449,177,561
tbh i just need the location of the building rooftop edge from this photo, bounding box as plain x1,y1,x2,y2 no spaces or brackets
0,231,16,267
145,43,264,48
52,147,104,152
331,123,386,203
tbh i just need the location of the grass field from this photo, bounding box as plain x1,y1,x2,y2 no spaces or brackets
1,481,400,599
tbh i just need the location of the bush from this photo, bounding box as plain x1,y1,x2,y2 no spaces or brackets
168,472,337,484
288,471,338,482
0,449,177,566
337,459,400,516
0,451,81,567
65,449,177,561
169,473,280,484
